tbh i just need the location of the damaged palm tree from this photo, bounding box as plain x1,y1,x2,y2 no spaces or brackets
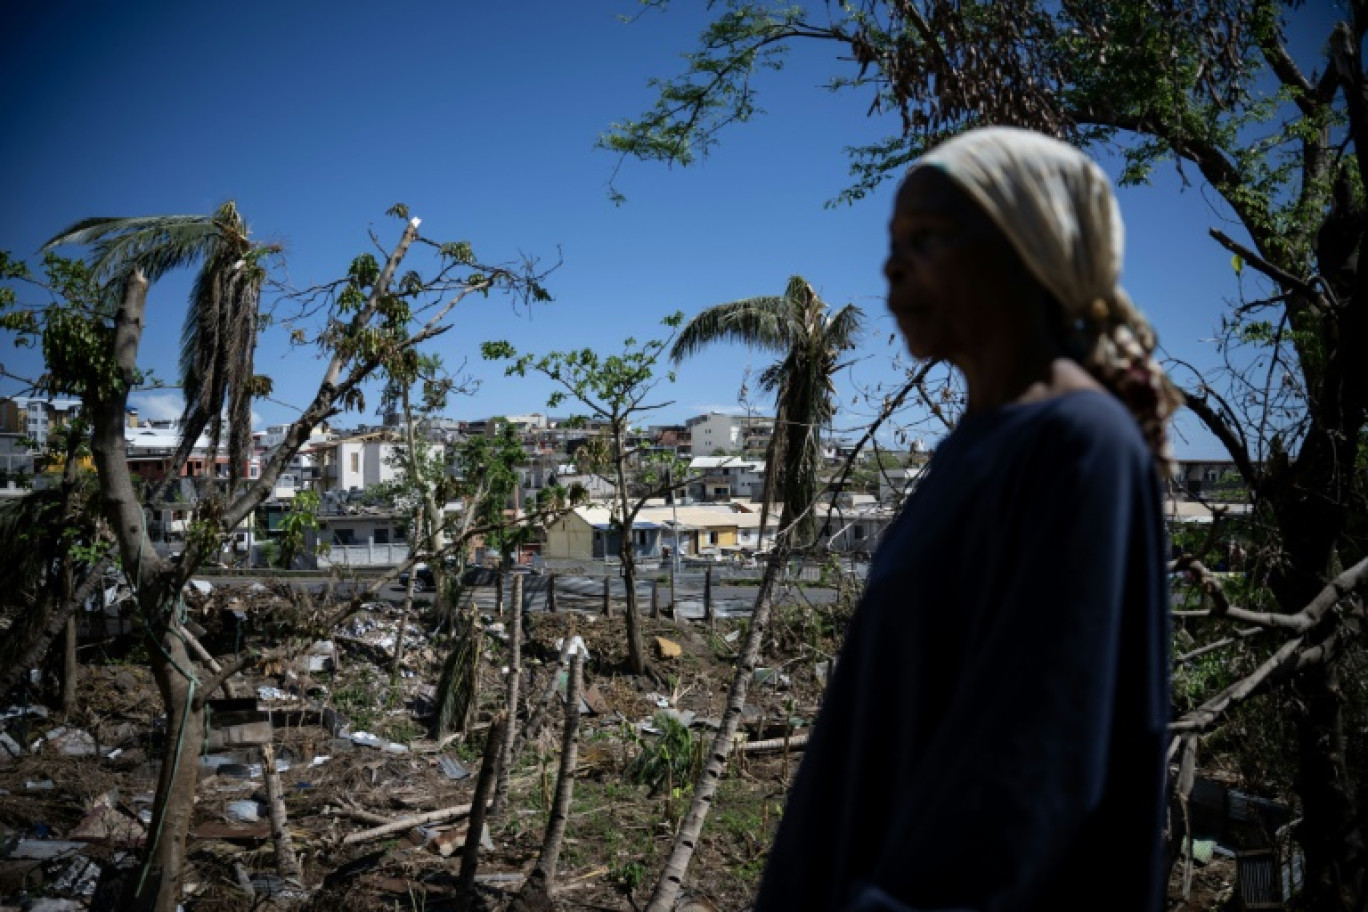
14,203,554,912
433,607,485,739
670,275,862,551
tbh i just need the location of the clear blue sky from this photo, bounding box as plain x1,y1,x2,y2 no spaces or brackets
0,2,1343,459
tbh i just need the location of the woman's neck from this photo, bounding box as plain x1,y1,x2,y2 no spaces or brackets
960,341,1102,414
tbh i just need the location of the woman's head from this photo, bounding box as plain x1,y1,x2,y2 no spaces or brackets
885,165,1054,366
886,126,1182,462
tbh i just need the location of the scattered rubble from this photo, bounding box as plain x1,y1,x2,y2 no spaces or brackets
0,573,1234,911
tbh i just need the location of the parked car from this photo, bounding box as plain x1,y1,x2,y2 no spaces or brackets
397,564,437,592
395,564,505,592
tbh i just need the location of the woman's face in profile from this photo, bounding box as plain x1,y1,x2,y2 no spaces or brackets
884,168,1026,365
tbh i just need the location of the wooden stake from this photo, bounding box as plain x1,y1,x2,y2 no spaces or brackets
260,743,302,881
492,575,523,815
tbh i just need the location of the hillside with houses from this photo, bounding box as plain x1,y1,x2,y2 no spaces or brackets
2,394,1249,576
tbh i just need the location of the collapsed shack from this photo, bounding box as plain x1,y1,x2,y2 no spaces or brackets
0,575,841,910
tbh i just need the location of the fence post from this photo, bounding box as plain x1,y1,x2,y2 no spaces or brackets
547,572,557,613
704,565,714,625
650,579,659,619
602,576,613,618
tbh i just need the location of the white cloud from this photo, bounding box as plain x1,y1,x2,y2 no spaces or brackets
126,393,269,434
128,391,183,422
686,404,749,416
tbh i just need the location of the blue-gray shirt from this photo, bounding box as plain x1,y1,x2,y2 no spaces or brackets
756,390,1170,911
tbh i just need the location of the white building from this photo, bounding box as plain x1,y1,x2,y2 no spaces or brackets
0,396,82,448
685,456,766,502
315,431,444,494
684,412,774,457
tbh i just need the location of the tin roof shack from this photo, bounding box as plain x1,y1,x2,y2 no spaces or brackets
543,506,663,561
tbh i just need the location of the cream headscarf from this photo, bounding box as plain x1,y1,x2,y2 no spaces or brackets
911,126,1182,465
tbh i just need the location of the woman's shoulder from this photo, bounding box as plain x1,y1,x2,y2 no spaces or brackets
1024,389,1153,471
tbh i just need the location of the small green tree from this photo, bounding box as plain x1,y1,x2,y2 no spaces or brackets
275,489,323,570
483,313,684,675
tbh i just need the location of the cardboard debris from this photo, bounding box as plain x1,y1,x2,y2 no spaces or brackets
582,684,611,716
189,821,270,841
654,636,682,659
69,803,146,846
432,822,494,856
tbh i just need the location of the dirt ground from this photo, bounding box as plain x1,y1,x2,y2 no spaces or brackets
0,580,1244,911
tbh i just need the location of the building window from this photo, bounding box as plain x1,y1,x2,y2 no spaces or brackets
853,526,865,540
350,453,360,473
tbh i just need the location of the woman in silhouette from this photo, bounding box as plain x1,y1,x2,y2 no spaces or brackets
755,127,1181,912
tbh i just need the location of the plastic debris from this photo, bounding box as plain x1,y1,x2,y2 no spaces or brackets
226,800,264,823
0,731,23,758
350,731,383,748
555,635,590,660
45,726,99,757
1,704,48,721
52,858,99,896
437,755,471,780
256,685,296,701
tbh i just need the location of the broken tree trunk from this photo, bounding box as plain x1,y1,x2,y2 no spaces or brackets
392,567,418,685
61,615,77,716
340,801,484,845
736,732,810,754
512,652,582,910
260,743,303,882
644,541,791,912
515,634,576,757
492,574,523,816
460,713,508,894
133,633,208,912
177,624,238,699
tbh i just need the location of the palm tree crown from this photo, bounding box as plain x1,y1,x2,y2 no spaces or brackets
44,201,269,490
670,275,862,547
